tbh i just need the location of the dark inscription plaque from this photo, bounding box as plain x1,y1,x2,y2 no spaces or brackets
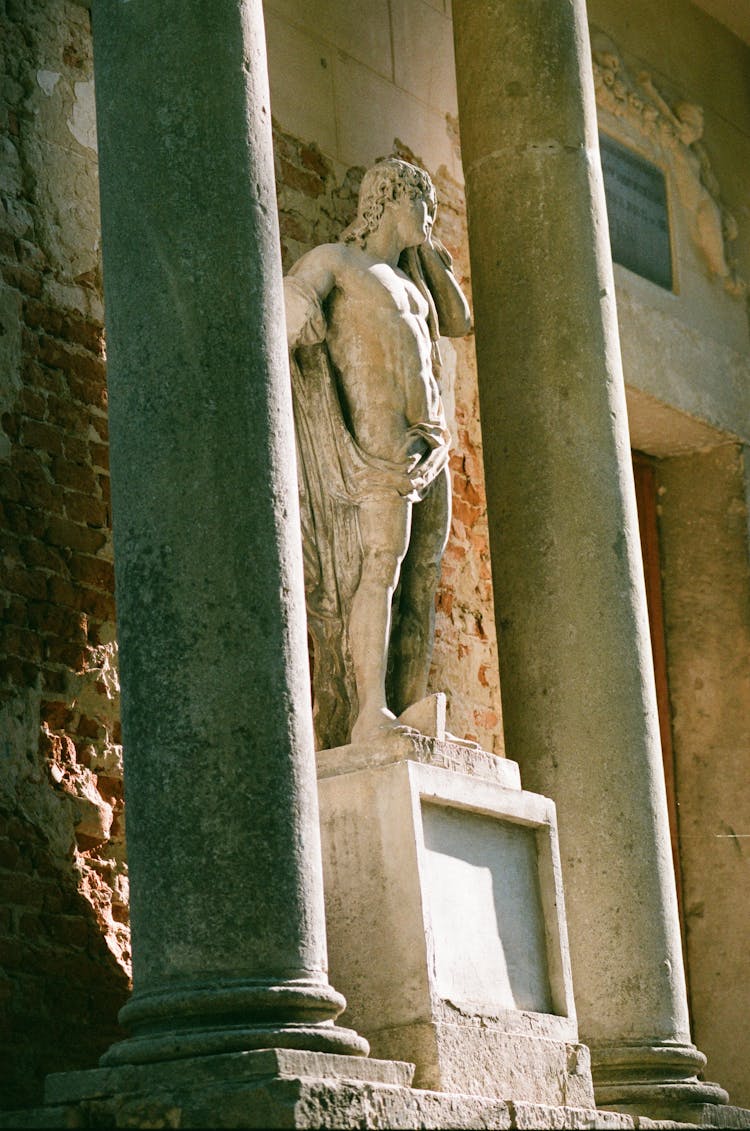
600,133,673,290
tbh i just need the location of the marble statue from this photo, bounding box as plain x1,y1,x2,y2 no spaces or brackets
284,157,471,749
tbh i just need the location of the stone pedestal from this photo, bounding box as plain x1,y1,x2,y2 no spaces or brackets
452,0,727,1117
317,736,594,1109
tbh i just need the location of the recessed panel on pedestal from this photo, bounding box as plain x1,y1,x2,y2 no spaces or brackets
421,803,553,1014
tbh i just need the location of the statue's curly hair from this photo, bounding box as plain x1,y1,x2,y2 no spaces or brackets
341,157,437,248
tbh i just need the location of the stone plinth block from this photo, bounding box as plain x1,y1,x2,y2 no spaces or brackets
0,1049,645,1130
317,738,595,1108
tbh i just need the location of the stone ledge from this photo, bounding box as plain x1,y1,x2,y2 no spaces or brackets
5,1051,745,1130
317,732,522,790
633,1105,750,1129
9,1091,745,1129
44,1048,413,1104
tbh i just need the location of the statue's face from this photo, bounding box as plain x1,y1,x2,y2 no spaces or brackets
391,190,433,248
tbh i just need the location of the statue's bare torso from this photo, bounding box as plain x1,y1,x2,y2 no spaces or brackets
284,168,470,743
289,242,445,470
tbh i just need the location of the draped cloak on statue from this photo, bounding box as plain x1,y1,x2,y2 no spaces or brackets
286,243,452,750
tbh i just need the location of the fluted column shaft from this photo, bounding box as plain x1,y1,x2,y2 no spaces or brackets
452,0,724,1114
91,0,366,1064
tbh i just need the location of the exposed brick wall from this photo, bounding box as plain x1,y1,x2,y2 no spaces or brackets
0,805,128,1111
0,0,128,1108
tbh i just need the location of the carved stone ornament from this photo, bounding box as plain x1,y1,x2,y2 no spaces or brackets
284,158,472,751
592,36,746,297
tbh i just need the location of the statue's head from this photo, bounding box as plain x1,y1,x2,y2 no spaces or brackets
342,157,437,248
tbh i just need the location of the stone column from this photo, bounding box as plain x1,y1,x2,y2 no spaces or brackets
91,0,366,1065
452,0,725,1116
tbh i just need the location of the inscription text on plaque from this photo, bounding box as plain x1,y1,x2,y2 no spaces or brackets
600,133,673,291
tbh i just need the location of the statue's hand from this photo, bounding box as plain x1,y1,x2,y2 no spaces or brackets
401,425,450,494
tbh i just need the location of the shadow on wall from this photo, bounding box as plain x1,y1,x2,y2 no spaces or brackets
0,804,129,1111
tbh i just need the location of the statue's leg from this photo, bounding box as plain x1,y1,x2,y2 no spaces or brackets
390,465,451,716
348,492,412,743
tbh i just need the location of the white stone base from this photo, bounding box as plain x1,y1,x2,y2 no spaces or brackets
317,733,592,1109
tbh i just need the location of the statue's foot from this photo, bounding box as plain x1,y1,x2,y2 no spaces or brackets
350,706,418,745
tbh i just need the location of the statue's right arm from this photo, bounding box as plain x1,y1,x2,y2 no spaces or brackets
283,248,337,349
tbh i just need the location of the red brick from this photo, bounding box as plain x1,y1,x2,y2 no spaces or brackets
59,314,104,354
28,601,86,640
66,371,108,411
17,387,46,420
1,596,28,627
62,434,89,463
50,456,97,493
46,516,107,555
46,394,89,434
21,358,65,395
64,492,107,527
0,624,43,662
76,587,116,624
43,638,86,670
0,656,40,686
98,473,111,504
89,442,109,471
0,465,22,502
452,495,480,528
19,539,68,573
46,575,78,610
300,143,330,178
0,871,45,907
2,263,42,297
42,913,90,950
23,298,63,337
3,501,45,537
40,700,74,729
280,212,313,243
69,555,114,591
20,418,64,455
76,715,103,741
17,474,65,514
89,416,108,442
277,155,326,199
1,564,47,600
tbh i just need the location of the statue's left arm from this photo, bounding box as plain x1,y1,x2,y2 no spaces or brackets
417,237,471,338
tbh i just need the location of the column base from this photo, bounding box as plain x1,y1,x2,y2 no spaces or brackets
592,1043,729,1119
102,976,369,1065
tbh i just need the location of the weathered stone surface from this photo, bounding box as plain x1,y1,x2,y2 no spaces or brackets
3,1049,642,1130
90,0,364,1064
451,0,724,1117
317,729,521,788
45,1049,414,1104
319,745,586,1107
